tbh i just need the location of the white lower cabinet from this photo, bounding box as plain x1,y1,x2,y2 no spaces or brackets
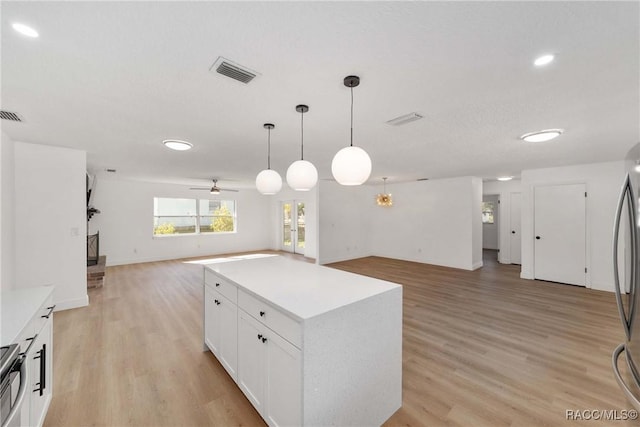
204,286,237,381
237,309,301,427
263,327,301,427
237,310,266,413
205,275,302,427
3,288,55,427
30,319,52,427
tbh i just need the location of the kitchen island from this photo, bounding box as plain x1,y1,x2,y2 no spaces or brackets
203,255,402,427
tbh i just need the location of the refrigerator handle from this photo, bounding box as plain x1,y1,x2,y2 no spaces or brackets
612,343,640,411
626,174,638,328
613,174,633,340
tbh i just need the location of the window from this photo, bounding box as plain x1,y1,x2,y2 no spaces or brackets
199,199,236,233
482,202,495,224
153,198,236,236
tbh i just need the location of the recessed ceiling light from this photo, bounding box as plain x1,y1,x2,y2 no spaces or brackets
12,23,39,38
497,176,513,181
534,54,555,67
634,162,640,173
163,139,193,151
520,129,564,143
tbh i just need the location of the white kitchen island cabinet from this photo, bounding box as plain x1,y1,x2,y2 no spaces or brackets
203,256,402,427
1,286,55,427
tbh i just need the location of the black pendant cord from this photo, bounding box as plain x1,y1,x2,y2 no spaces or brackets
350,86,354,147
301,110,305,160
267,127,271,169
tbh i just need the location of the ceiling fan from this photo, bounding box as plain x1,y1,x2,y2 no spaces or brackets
190,179,239,194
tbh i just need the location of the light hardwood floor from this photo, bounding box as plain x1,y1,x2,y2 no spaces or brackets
44,250,637,426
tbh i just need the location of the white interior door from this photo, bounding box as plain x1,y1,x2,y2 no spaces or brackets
510,192,522,264
534,184,586,286
282,201,305,254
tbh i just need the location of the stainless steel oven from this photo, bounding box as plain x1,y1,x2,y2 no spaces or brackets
1,343,28,427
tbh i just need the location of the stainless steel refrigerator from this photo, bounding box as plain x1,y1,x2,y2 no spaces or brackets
613,142,640,410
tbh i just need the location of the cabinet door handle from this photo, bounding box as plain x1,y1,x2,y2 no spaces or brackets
41,305,56,319
215,283,220,287
261,337,267,343
511,230,516,234
20,334,38,357
32,345,46,396
257,334,263,340
214,299,220,305
259,311,265,317
535,236,541,240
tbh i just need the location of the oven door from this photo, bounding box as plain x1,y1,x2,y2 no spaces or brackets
1,354,28,427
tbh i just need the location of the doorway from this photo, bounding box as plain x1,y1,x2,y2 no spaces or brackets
282,201,305,254
534,184,586,286
482,195,500,262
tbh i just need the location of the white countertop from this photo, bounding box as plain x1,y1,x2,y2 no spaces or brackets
1,286,54,346
205,256,401,320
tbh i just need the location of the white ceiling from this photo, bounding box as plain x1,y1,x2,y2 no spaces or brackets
2,1,638,188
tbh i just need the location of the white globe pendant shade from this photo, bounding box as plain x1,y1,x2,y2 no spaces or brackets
286,160,318,191
255,169,282,195
331,146,372,186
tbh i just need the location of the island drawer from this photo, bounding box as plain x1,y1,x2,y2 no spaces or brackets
205,270,238,304
238,289,301,349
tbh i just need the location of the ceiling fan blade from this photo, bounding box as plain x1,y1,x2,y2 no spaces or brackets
220,188,239,192
189,187,211,190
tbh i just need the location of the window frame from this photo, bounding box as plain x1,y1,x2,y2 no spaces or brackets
481,201,495,224
153,197,238,237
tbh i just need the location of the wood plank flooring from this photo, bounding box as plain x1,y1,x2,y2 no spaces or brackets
44,250,637,426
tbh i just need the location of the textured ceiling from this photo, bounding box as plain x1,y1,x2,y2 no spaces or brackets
1,1,638,188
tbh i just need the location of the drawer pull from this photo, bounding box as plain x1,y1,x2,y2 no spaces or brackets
257,334,263,340
41,305,56,319
215,283,220,287
20,334,38,357
261,337,268,343
259,311,265,317
214,299,221,306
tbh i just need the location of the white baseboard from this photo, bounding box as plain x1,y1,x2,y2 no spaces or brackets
589,283,614,293
318,253,369,265
471,261,483,270
54,294,89,311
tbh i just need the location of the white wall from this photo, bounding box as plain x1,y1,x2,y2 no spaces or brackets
90,177,272,265
317,181,371,265
14,142,88,310
268,186,318,260
521,161,625,292
1,132,16,291
483,179,523,264
366,177,482,270
317,176,482,270
482,194,499,250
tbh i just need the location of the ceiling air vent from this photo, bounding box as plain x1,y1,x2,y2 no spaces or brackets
210,56,259,84
386,112,423,126
0,111,23,122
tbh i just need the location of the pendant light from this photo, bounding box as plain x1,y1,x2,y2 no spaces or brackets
255,123,282,195
286,105,318,191
376,177,393,207
331,75,372,186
